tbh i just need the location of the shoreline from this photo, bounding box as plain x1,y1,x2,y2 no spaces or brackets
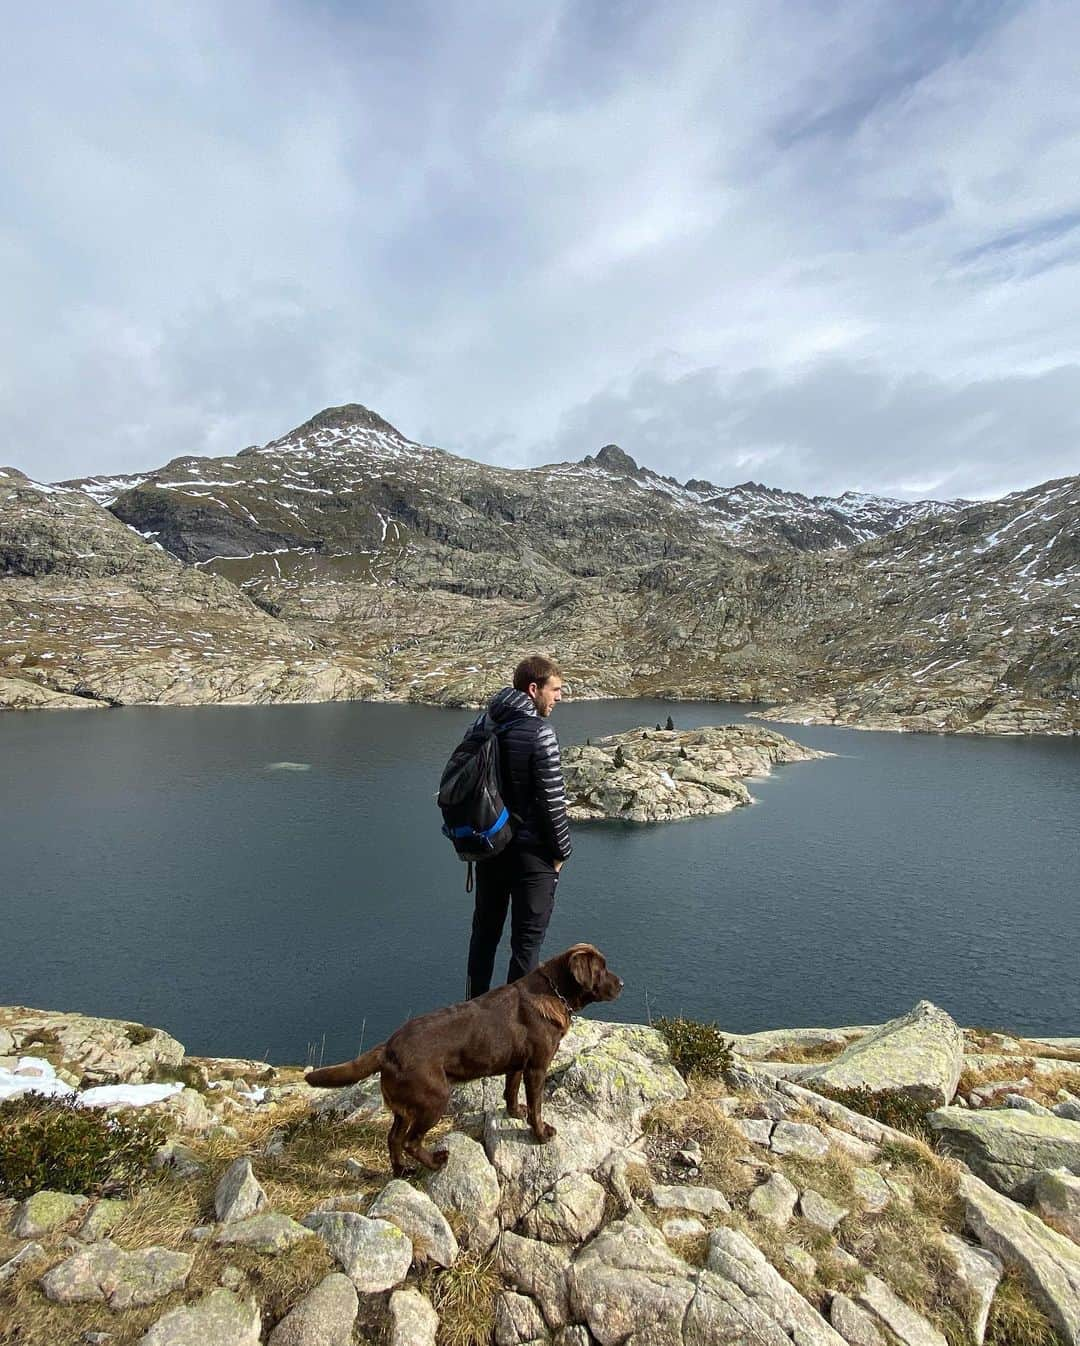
2,681,1077,739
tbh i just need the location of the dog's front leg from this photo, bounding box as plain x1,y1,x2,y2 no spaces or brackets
505,1070,525,1119
525,1066,557,1142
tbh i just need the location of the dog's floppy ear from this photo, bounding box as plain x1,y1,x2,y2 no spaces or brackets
567,945,603,994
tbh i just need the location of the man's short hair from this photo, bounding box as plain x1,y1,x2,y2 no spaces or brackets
513,654,562,692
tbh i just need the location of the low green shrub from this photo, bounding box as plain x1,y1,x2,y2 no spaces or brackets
654,1016,733,1078
0,1094,165,1198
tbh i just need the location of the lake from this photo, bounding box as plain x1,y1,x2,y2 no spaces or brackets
1,699,1077,1065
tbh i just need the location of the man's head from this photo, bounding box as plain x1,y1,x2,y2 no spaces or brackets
513,654,564,718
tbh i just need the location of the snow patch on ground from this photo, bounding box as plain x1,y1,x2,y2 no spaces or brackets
0,1058,184,1108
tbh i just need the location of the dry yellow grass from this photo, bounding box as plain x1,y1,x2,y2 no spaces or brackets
963,1030,1080,1067
1024,1069,1080,1108
957,1056,1080,1107
643,1093,758,1197
957,1057,1039,1097
1,1274,168,1346
0,1190,339,1346
776,1144,859,1208
108,1177,204,1250
984,1265,1069,1346
661,1229,710,1267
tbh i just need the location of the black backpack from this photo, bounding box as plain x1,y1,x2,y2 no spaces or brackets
438,718,514,885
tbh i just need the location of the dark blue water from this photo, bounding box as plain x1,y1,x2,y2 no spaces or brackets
1,700,1077,1064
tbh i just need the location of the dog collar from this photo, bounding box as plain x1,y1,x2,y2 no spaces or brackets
539,970,575,1018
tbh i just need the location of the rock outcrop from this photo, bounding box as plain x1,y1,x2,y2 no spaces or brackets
926,1107,1080,1200
138,1288,261,1345
0,1006,184,1084
5,1002,1080,1346
960,1171,1080,1345
1033,1168,1080,1243
301,1211,413,1293
368,1180,459,1267
800,1000,964,1107
40,1241,193,1308
267,1272,358,1346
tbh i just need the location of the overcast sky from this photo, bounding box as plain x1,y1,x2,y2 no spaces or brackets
3,0,1080,499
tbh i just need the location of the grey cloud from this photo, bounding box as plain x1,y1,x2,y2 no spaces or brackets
549,360,1080,500
770,0,1020,151
959,209,1080,262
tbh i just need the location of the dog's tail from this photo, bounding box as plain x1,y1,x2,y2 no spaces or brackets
305,1044,385,1087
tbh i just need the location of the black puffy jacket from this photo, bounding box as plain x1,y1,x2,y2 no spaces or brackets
475,687,573,862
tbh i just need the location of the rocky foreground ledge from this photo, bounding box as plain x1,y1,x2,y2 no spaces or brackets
2,1002,1080,1346
562,725,827,823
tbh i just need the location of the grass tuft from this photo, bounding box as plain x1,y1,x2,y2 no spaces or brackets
107,1176,203,1249
984,1265,1067,1346
245,1109,394,1221
421,1249,502,1346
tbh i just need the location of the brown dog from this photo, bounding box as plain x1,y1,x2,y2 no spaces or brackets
306,943,623,1175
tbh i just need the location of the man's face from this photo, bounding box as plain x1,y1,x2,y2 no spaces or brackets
528,676,563,717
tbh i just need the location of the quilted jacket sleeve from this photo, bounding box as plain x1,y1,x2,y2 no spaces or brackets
533,723,573,861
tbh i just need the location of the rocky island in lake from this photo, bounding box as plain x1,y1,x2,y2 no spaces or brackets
563,724,827,822
3,1001,1080,1345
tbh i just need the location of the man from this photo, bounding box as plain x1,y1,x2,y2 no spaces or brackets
465,654,572,997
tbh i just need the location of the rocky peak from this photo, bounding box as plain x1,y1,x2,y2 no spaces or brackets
586,444,641,476
275,403,404,443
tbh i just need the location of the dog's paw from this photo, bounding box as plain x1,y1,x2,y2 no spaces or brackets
432,1149,450,1168
506,1103,526,1120
535,1122,557,1142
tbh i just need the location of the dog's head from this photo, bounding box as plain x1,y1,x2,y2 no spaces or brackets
562,943,623,1007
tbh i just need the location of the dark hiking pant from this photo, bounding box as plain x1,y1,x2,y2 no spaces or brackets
466,847,559,997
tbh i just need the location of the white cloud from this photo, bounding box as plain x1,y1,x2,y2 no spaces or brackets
1,0,1079,498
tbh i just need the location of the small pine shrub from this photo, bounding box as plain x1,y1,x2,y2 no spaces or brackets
0,1095,166,1198
654,1016,733,1079
819,1085,931,1140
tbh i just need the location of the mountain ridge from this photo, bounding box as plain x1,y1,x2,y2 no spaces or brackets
1,408,1076,732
